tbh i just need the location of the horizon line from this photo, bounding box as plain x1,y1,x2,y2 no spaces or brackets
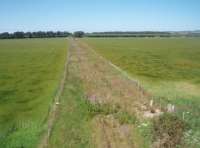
1,29,200,34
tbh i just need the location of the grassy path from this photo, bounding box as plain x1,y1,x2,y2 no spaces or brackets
38,39,70,148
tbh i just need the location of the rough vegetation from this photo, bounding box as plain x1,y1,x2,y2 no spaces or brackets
152,113,186,148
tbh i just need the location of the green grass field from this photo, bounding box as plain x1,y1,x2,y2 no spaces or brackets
83,37,200,147
0,38,67,147
1,37,200,147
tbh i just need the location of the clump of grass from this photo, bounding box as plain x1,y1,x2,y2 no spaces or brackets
136,121,153,148
86,102,140,147
86,101,137,125
114,111,137,125
152,113,186,148
86,102,120,117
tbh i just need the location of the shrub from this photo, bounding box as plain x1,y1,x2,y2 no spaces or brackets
152,113,186,148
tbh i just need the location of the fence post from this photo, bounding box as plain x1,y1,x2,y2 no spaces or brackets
182,112,185,120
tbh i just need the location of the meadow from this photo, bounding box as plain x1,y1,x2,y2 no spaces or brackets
0,38,67,147
83,37,200,147
1,37,200,147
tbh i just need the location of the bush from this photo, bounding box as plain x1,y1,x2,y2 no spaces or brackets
153,113,186,148
73,31,85,38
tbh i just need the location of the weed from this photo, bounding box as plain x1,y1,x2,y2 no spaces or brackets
114,111,137,124
86,102,120,116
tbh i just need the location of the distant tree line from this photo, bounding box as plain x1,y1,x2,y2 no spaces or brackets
85,31,200,38
0,31,72,39
1,31,200,39
85,31,171,37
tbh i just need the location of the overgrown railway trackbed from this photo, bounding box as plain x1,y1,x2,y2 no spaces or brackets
39,38,158,148
68,39,153,148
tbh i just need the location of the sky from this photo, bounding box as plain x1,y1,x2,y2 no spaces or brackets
0,0,200,32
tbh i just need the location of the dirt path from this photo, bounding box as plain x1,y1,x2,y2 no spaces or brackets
38,39,71,148
69,39,153,148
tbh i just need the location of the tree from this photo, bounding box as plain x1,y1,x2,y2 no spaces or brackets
0,32,10,39
24,32,32,38
46,31,55,38
13,32,25,38
73,31,85,38
63,31,72,37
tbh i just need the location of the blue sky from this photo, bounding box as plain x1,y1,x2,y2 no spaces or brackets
0,0,200,32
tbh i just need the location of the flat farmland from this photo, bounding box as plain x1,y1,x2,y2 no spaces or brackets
0,38,67,147
83,37,200,147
